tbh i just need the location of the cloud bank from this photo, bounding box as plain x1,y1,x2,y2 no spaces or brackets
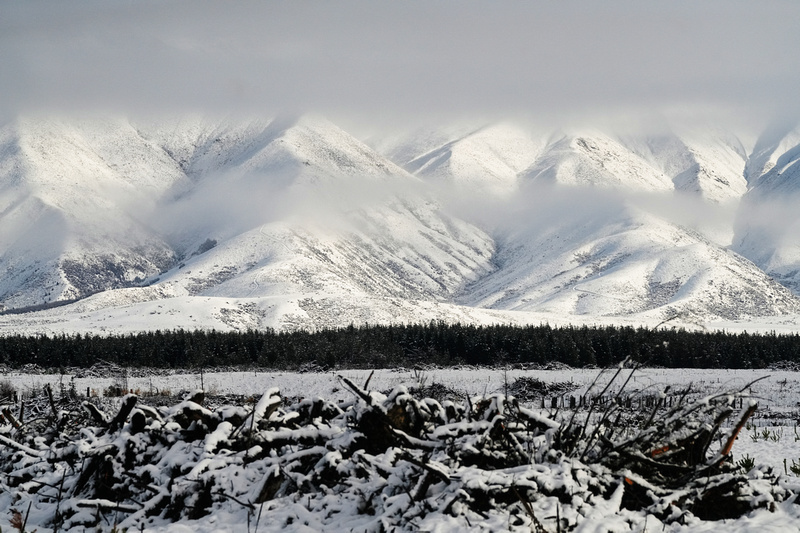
2,0,799,128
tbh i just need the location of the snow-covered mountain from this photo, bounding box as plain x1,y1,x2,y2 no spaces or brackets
620,127,748,203
520,130,674,191
398,123,545,195
376,123,748,200
744,121,800,184
733,122,800,294
1,114,799,334
459,195,799,322
0,116,182,308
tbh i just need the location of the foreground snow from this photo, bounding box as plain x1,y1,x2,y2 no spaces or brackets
1,367,798,531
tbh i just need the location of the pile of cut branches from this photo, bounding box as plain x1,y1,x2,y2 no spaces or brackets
0,370,797,532
506,375,579,402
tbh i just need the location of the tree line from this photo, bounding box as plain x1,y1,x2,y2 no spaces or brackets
0,323,798,370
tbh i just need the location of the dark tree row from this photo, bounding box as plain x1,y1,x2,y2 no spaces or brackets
0,322,798,370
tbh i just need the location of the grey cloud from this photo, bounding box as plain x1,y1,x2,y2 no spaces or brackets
2,1,799,126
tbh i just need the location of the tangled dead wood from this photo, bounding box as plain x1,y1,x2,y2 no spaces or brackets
0,373,795,531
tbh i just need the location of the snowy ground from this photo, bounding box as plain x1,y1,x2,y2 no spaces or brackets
7,367,799,468
2,366,799,532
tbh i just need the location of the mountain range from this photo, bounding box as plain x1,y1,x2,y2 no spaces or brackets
1,113,799,335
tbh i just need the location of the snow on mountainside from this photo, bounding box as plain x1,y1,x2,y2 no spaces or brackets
0,114,499,328
458,191,800,322
1,114,799,333
134,114,417,255
734,122,800,295
367,123,476,170
744,121,800,183
620,127,748,203
146,196,496,330
0,117,181,309
520,130,675,191
399,123,545,194
138,114,405,187
380,123,749,201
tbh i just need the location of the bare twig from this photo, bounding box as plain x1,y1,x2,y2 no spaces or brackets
720,401,758,457
511,485,549,533
363,370,375,390
339,375,373,405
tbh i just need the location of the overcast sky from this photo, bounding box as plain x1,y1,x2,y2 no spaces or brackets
2,0,799,130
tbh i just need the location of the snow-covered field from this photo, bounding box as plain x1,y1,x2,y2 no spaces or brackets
2,366,799,532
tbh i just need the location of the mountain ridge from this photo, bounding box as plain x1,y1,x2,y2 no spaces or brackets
1,114,800,333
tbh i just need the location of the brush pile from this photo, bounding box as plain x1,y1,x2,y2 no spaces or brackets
0,370,798,532
506,375,579,403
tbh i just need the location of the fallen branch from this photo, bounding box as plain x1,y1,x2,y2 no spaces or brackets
76,499,140,513
2,407,20,429
720,401,758,457
109,394,138,430
0,433,44,458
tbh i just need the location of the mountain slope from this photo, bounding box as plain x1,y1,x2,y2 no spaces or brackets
733,122,800,294
0,116,182,309
519,130,674,191
381,123,749,201
744,122,800,184
400,123,545,194
620,127,748,203
457,190,800,322
153,198,494,304
0,114,498,326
